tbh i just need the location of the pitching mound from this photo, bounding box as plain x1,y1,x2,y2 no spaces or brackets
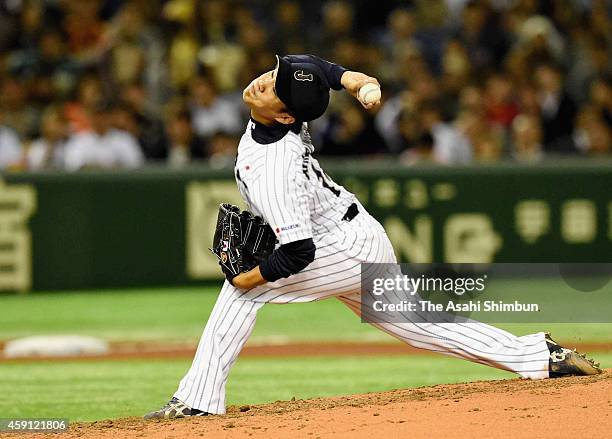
36,371,611,439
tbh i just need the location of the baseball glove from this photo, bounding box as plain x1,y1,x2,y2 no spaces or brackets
210,203,277,284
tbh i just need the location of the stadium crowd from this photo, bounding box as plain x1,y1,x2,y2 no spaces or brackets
0,0,610,171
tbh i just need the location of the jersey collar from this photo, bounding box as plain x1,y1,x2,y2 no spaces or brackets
249,118,301,144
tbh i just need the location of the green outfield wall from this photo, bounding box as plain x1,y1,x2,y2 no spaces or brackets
1,162,611,292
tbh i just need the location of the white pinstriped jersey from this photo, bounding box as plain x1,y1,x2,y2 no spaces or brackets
173,61,552,416
235,121,357,245
174,119,551,414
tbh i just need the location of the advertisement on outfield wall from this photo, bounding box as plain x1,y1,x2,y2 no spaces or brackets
2,164,612,291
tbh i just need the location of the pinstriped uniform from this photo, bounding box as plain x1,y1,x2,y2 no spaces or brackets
174,122,550,414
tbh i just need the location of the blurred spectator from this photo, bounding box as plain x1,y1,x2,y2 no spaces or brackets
198,0,235,44
64,73,104,133
374,91,407,153
235,18,274,78
166,109,206,168
8,28,78,102
454,0,509,72
400,132,435,166
164,2,200,91
568,37,611,104
472,133,503,163
382,8,417,56
273,1,307,54
102,1,166,104
405,65,440,109
0,2,19,53
64,103,144,170
396,106,422,153
104,13,147,88
534,63,577,151
408,0,449,73
439,39,472,115
121,83,168,160
62,0,107,63
208,131,240,169
197,1,256,91
16,0,46,52
111,104,140,138
511,114,544,164
484,72,519,129
517,83,540,117
456,107,502,161
379,8,419,83
0,109,22,169
589,75,612,128
316,1,355,58
574,105,611,156
0,0,608,170
26,105,68,170
508,15,565,69
0,76,39,139
421,103,472,164
458,84,485,113
189,74,242,141
504,13,564,87
319,99,386,156
583,119,611,155
589,0,612,42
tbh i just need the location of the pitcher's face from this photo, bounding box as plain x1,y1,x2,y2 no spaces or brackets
243,68,293,125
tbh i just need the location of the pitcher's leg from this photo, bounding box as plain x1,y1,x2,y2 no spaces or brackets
174,281,264,414
172,235,372,414
338,292,549,379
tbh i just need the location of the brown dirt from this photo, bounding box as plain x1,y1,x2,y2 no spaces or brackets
2,340,612,362
20,370,611,439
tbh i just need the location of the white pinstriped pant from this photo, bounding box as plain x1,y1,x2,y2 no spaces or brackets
174,209,549,414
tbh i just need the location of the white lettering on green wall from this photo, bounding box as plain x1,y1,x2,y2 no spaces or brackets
561,199,596,243
186,181,243,279
444,214,502,263
0,179,36,292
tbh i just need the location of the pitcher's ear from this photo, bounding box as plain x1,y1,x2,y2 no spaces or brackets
274,112,295,125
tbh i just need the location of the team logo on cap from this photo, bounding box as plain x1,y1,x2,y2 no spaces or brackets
294,70,314,82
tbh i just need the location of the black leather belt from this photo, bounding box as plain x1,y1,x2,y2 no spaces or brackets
342,203,359,222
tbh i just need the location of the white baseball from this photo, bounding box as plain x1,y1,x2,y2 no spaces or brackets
358,83,381,105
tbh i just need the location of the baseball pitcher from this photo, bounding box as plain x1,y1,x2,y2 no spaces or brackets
145,54,601,419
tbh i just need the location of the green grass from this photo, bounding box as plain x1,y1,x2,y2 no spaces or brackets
1,284,611,422
0,287,374,342
0,286,611,344
3,353,611,422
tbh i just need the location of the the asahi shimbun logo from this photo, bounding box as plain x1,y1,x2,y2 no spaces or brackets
294,70,314,82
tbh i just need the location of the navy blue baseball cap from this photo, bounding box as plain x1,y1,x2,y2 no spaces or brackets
274,55,330,122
